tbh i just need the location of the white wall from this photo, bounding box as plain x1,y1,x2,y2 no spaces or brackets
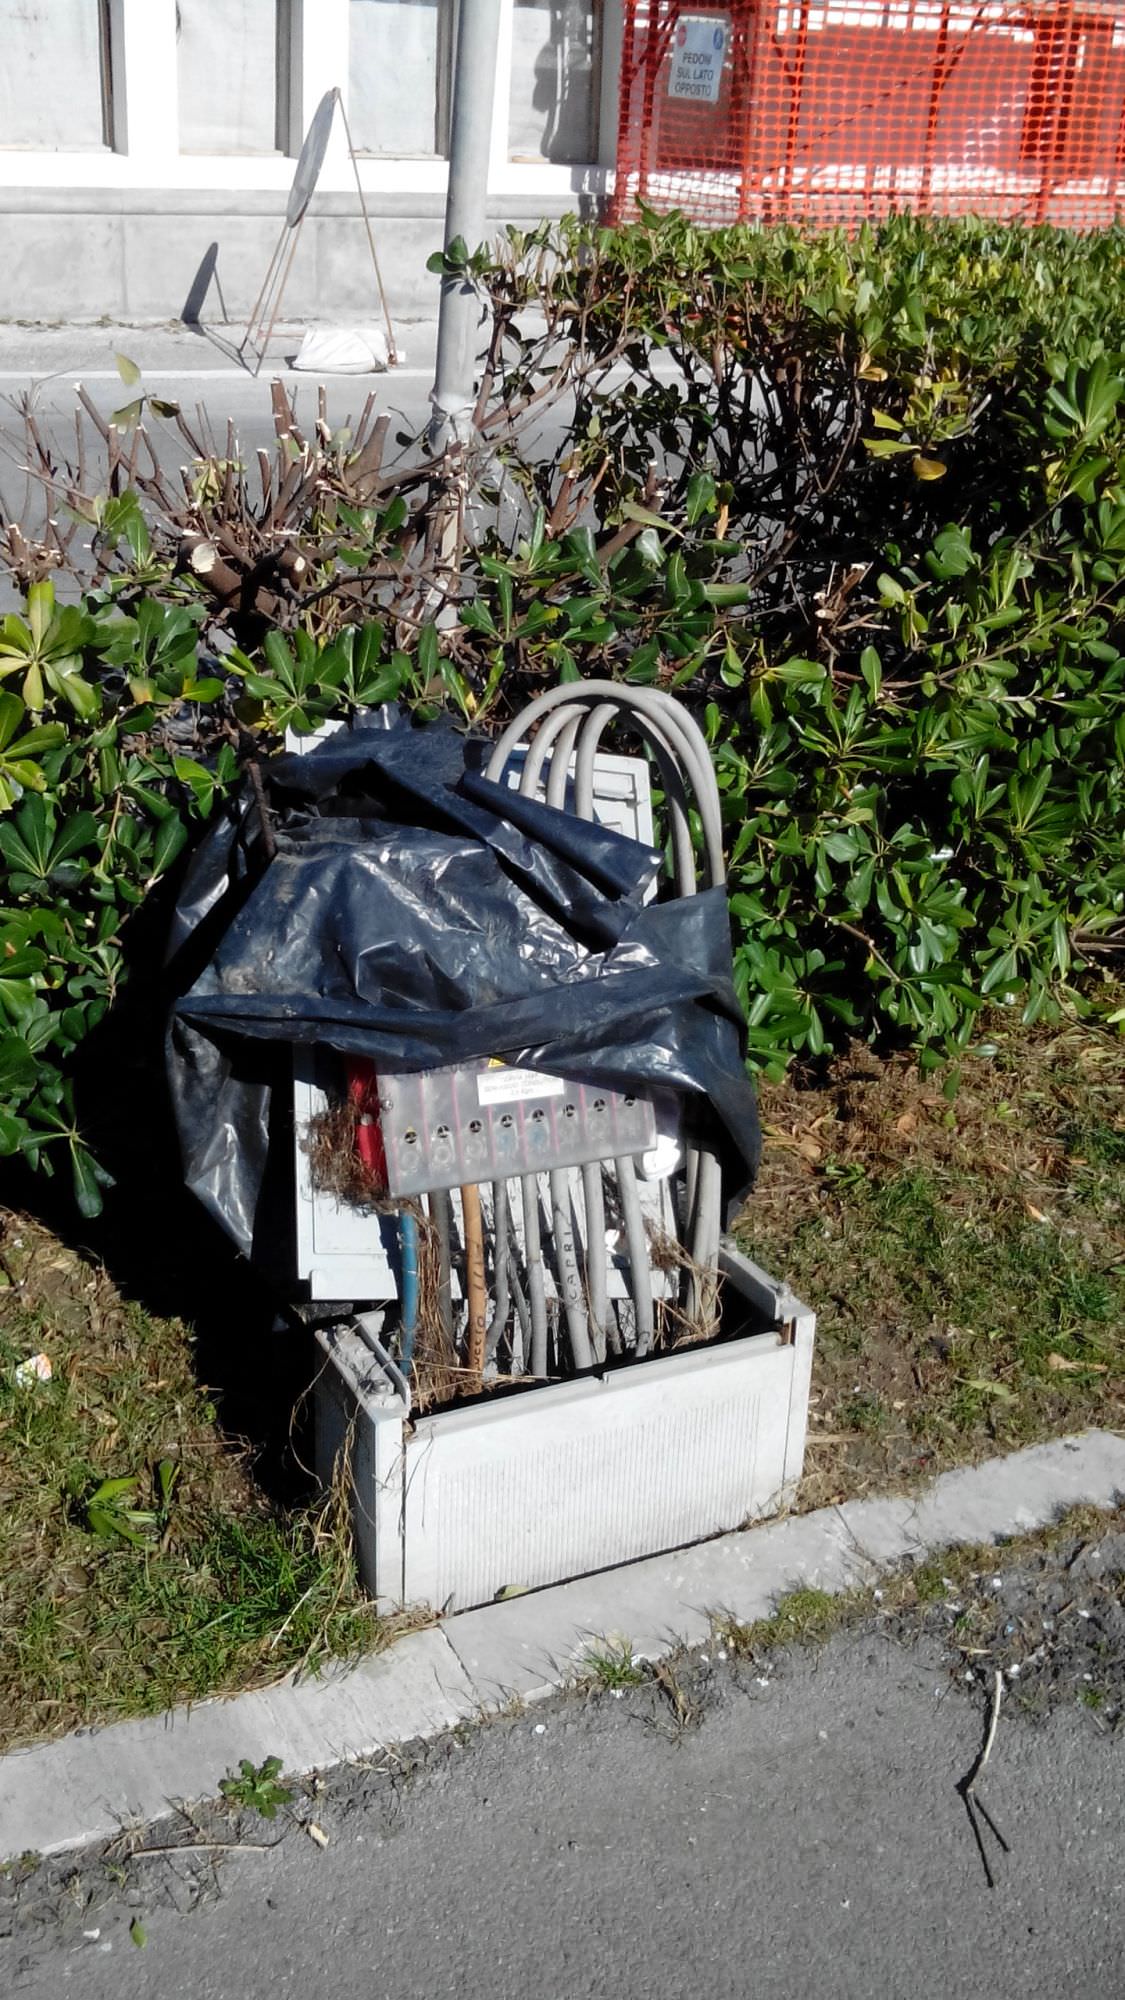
0,0,619,321
0,0,108,150
0,0,621,192
178,0,284,155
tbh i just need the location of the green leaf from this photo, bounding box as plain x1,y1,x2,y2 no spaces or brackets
416,622,440,683
115,353,142,386
859,646,882,699
685,470,717,524
620,501,678,535
150,815,188,879
71,1142,113,1219
0,691,26,751
26,580,53,647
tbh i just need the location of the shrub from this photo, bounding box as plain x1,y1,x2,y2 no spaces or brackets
0,213,1122,1209
454,212,1125,1064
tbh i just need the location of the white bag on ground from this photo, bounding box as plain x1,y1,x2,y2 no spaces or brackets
291,326,393,373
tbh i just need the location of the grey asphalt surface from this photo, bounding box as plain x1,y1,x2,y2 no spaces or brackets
8,1626,1123,1999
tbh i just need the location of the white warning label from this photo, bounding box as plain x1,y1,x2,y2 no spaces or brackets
477,1066,567,1107
668,15,729,102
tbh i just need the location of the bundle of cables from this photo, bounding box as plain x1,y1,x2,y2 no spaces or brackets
356,681,730,1407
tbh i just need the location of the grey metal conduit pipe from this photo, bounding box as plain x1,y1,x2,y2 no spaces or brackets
521,1154,549,1376
507,1254,531,1375
512,704,680,1360
489,683,729,1340
573,699,696,890
572,696,705,1329
540,716,595,1370
353,1309,412,1413
580,1161,608,1363
487,684,726,887
483,1180,510,1370
521,704,624,1368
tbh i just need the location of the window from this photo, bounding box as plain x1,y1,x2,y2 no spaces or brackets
0,0,111,151
508,0,599,162
177,0,290,154
348,0,453,156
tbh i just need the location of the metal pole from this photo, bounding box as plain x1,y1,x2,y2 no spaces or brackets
429,0,502,450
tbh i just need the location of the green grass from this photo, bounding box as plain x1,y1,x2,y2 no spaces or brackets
713,1586,853,1658
581,1638,650,1689
710,1507,1125,1729
738,1018,1125,1494
1,1015,1121,1751
0,1219,391,1752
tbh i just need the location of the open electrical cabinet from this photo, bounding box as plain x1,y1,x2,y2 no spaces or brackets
167,688,815,1613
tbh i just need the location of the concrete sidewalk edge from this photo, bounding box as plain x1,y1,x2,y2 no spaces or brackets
3,1429,1123,1862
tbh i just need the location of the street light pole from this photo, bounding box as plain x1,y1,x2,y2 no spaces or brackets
429,0,502,451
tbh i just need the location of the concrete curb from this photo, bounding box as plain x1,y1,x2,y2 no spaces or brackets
3,1429,1122,1862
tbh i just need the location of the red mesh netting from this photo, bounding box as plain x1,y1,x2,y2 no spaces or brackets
609,2,1125,229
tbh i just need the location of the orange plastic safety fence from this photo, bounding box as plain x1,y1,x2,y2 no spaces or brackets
609,1,1125,230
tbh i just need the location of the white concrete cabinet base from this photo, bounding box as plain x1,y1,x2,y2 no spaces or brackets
315,1245,815,1613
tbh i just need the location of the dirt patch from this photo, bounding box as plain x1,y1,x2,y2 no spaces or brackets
877,1514,1125,1730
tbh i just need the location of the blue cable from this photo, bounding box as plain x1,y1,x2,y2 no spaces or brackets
399,1211,419,1378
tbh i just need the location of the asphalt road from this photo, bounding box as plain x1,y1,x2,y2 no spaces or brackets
8,1626,1123,2000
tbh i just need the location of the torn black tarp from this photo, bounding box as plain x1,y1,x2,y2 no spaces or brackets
167,715,760,1267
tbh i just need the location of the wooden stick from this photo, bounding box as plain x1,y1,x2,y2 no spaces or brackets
461,1183,488,1383
129,1841,277,1857
965,1669,1004,1796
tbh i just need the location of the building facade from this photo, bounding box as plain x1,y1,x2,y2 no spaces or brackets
0,0,621,322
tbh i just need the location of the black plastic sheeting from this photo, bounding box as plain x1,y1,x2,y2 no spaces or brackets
166,715,761,1270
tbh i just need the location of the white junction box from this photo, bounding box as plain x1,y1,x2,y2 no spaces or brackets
292,731,664,1303
314,1243,815,1613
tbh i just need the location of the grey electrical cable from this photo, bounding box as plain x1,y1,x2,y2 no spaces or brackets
550,1166,593,1369
574,696,709,1304
581,1159,608,1363
544,711,583,811
489,681,729,1349
521,1171,549,1376
518,719,596,1375
542,719,608,1369
516,732,572,1376
614,1153,654,1355
574,699,696,888
572,694,719,1301
483,1180,510,1369
487,683,726,887
353,1308,412,1412
519,702,576,799
508,1252,531,1375
506,685,723,1293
